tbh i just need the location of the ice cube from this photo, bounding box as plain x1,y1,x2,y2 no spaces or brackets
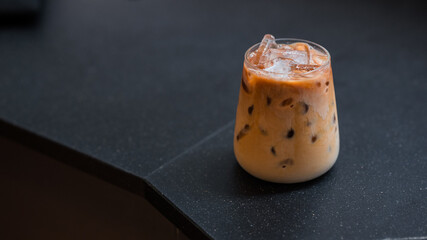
247,51,257,63
264,58,294,76
261,48,309,65
277,44,293,50
292,42,310,51
291,64,320,72
290,42,311,64
261,48,284,63
310,51,328,65
281,50,308,64
252,34,276,65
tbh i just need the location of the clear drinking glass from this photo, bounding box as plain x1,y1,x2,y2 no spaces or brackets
233,38,339,183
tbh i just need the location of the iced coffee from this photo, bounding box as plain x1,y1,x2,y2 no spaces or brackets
234,34,339,183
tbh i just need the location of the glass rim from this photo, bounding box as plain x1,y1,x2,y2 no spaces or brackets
244,38,331,76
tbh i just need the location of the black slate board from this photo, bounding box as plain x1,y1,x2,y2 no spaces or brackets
147,124,426,239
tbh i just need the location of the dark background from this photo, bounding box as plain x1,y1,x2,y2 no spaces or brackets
0,0,426,239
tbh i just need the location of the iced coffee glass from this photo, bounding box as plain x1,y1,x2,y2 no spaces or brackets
234,35,339,183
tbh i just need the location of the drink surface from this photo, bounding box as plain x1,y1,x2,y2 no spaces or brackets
234,35,339,183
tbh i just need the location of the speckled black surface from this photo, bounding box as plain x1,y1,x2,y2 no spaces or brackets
1,0,426,239
0,0,242,177
147,123,426,239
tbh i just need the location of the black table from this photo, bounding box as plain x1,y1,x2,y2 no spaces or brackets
1,0,426,239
